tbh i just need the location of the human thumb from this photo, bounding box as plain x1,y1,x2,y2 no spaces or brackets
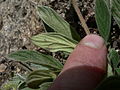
48,34,107,90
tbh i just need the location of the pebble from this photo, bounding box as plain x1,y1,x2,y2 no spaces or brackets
0,64,7,72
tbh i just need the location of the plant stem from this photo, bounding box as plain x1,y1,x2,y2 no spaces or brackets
71,0,90,35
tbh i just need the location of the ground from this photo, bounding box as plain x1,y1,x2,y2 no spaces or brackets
0,0,120,87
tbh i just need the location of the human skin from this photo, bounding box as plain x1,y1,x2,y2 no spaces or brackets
48,34,107,90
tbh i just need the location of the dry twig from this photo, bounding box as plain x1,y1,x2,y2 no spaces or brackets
71,0,90,35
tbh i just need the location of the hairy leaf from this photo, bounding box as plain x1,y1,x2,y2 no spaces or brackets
115,68,120,75
1,75,23,90
31,33,78,53
112,0,120,28
39,82,52,90
21,87,40,90
26,70,56,89
109,49,120,69
37,6,80,41
95,0,111,42
8,50,63,70
107,63,113,77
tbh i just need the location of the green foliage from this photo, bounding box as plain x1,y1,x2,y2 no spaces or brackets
5,1,120,90
7,50,62,90
108,48,120,76
115,68,120,75
109,49,120,69
95,0,120,42
95,0,111,42
37,6,80,41
26,70,55,89
107,63,113,77
8,50,63,70
112,0,120,28
1,75,24,90
95,2,120,89
31,33,77,53
39,82,52,90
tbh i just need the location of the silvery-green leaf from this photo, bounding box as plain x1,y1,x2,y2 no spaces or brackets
37,6,80,41
8,50,63,70
26,70,56,89
115,68,120,75
39,82,52,90
95,0,111,42
105,0,111,8
21,87,40,90
107,63,113,77
31,33,78,53
109,49,120,69
112,0,120,28
1,75,23,90
30,63,49,70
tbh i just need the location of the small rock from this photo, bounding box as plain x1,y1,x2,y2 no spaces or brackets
0,64,6,72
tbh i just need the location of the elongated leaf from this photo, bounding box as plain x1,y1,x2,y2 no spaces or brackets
1,75,23,90
26,70,56,89
8,50,63,70
21,87,40,90
30,63,49,70
31,33,78,53
112,0,120,28
105,0,111,8
37,6,80,41
96,76,120,90
107,63,113,77
20,82,52,90
39,82,52,90
109,49,120,69
115,68,120,75
95,0,111,42
43,22,54,32
19,82,40,90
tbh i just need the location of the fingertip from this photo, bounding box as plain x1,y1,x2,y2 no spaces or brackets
63,34,107,71
48,34,107,90
80,34,105,49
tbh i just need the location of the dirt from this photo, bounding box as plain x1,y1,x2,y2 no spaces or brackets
0,0,120,87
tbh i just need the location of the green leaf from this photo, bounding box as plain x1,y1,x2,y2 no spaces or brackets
30,63,49,70
95,0,111,42
26,70,56,89
96,76,120,90
31,33,78,53
8,50,63,70
43,22,54,32
109,49,120,69
39,82,52,90
37,6,80,41
112,0,120,28
20,82,52,90
19,81,40,90
18,82,26,90
1,75,23,90
107,63,113,77
115,68,120,75
21,87,40,90
105,0,111,8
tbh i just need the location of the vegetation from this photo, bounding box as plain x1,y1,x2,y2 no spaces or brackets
1,0,120,90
